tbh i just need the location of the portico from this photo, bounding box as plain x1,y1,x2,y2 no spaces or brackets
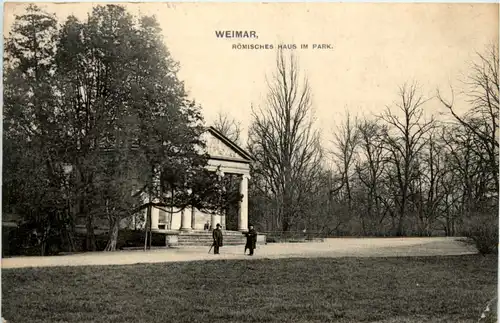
149,126,253,233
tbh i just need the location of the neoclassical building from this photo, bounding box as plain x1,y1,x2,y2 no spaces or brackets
148,126,253,234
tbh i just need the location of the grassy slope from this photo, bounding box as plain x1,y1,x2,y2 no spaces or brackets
2,255,497,323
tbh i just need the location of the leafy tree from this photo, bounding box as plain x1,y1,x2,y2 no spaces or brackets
53,6,139,251
3,4,73,255
4,4,232,253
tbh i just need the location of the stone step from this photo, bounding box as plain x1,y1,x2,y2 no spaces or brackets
177,232,246,246
178,236,245,239
178,241,246,246
178,243,245,247
178,238,246,242
178,238,245,244
162,230,266,247
177,232,245,238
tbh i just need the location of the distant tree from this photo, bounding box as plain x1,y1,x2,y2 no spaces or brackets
380,82,434,235
213,111,242,144
410,128,449,236
354,118,388,234
437,46,498,252
438,44,499,194
331,111,359,210
248,47,322,232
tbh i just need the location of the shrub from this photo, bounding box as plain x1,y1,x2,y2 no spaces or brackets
92,230,167,250
463,211,498,255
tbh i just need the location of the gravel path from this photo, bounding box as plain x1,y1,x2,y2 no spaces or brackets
1,237,477,269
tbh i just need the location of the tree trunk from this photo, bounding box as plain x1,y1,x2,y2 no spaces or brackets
40,224,51,256
40,232,46,256
83,188,96,251
396,215,405,236
360,214,367,236
86,213,96,251
282,214,290,232
396,196,406,236
144,204,151,251
149,206,153,249
105,218,120,251
60,217,75,252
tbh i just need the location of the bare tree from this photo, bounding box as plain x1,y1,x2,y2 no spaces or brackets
212,111,242,144
409,128,449,236
380,82,434,235
438,44,499,193
248,47,322,232
354,118,389,234
331,111,359,209
440,121,494,227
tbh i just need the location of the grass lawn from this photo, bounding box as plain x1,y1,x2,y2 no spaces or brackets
2,255,497,323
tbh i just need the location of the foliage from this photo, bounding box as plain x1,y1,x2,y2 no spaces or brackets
3,4,225,254
4,4,498,254
3,4,73,255
463,206,498,255
466,223,498,256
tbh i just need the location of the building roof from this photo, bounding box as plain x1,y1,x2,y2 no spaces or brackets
206,126,255,162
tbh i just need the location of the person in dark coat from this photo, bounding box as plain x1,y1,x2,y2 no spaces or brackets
243,224,257,256
212,223,223,254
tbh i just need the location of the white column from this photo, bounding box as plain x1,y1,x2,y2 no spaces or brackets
151,168,161,231
190,207,196,230
143,209,148,230
180,209,191,231
211,213,217,230
151,206,159,230
221,210,226,230
238,174,249,232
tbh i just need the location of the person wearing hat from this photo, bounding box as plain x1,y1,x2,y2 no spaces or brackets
212,223,223,254
243,224,257,256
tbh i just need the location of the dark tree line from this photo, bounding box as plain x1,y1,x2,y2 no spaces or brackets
3,4,241,255
231,45,498,249
4,5,498,256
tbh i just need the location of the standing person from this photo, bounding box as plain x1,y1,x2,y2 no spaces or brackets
243,224,257,256
204,220,210,231
212,223,223,254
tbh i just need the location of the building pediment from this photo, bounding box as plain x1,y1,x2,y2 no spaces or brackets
202,127,253,163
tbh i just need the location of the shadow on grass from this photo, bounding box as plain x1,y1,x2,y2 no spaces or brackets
2,255,497,323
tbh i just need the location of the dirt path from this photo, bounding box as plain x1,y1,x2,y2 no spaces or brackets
1,237,477,269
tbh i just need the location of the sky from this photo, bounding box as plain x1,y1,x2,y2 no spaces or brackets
4,2,499,147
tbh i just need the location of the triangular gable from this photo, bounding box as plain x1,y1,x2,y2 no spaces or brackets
203,127,253,162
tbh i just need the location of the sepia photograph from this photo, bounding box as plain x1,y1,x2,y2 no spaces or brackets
2,2,498,322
